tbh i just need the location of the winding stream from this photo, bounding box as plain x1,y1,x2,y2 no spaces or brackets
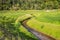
21,17,56,40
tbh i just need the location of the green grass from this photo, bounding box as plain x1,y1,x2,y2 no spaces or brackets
0,9,60,40
27,19,60,40
27,10,60,40
0,10,38,40
31,10,60,24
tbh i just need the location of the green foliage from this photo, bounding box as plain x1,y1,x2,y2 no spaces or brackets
0,10,38,40
0,0,60,10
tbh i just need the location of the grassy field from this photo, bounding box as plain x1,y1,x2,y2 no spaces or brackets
0,9,60,40
27,10,60,40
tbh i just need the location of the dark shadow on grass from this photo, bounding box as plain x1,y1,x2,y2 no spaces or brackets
19,32,38,40
0,31,38,40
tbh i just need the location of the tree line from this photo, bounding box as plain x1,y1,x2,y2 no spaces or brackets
0,0,60,10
